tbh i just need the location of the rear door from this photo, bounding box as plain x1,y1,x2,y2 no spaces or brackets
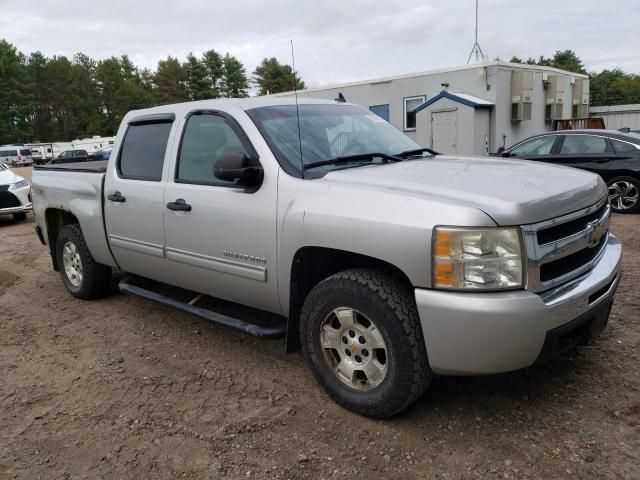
104,114,177,285
163,110,280,313
551,134,616,174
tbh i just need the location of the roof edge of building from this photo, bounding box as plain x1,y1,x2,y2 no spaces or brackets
270,60,589,97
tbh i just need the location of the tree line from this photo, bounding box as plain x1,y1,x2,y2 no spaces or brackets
1,41,638,146
0,39,304,145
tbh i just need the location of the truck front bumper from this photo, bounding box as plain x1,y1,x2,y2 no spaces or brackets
415,235,622,375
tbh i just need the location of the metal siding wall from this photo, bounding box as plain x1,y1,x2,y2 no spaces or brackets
590,105,640,130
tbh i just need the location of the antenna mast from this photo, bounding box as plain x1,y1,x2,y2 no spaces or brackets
290,40,304,177
466,0,485,64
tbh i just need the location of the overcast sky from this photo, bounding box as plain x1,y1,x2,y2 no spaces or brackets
1,0,638,89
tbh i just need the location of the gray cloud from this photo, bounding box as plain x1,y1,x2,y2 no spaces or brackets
1,0,638,89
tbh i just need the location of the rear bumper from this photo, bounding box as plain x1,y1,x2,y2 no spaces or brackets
415,235,621,375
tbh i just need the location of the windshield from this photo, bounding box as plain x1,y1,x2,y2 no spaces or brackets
247,104,420,175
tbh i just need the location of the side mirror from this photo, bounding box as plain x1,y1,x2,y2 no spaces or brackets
496,146,506,155
213,152,263,186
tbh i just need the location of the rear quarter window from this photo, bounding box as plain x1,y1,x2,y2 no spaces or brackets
611,139,638,154
118,122,173,181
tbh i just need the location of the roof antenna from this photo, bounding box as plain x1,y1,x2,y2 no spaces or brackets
291,40,304,178
335,92,347,103
466,0,485,64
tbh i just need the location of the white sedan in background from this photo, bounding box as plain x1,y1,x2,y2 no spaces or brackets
0,163,32,221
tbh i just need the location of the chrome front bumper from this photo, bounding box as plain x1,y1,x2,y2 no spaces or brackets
415,235,622,375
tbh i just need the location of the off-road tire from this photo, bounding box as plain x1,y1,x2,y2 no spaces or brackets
55,224,112,300
300,268,432,418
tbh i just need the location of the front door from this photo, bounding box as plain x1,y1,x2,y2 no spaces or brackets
432,110,457,154
104,116,176,285
163,111,280,313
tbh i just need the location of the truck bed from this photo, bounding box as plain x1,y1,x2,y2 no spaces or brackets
34,160,108,173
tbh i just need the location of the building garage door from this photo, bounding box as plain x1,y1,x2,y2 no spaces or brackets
431,109,457,154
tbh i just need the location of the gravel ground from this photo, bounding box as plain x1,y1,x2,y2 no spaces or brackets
1,168,639,479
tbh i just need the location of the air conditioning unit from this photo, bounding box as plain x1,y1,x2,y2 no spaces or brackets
511,70,534,121
572,78,590,118
545,75,565,121
546,102,564,121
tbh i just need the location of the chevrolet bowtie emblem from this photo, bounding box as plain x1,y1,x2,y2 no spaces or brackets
586,218,607,247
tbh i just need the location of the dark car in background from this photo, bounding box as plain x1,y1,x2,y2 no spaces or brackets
497,130,640,213
50,149,89,165
87,146,112,161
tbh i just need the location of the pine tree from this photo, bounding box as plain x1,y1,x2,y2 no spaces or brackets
253,57,305,95
221,54,249,98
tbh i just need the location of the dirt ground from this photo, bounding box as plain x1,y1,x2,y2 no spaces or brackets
1,168,639,479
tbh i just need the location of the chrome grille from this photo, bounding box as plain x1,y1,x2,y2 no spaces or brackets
522,197,610,292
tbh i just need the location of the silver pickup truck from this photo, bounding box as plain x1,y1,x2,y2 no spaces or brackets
32,98,622,417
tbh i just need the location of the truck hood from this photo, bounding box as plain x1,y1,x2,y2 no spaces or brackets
0,168,23,186
323,155,606,225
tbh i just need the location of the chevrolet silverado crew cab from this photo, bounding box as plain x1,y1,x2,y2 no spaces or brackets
32,98,622,417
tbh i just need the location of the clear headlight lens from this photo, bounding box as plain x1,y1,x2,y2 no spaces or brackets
11,180,29,190
432,227,523,290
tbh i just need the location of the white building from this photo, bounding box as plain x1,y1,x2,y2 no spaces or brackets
274,60,589,155
589,104,640,132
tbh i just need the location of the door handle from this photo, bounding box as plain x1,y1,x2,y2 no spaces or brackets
166,198,192,212
107,191,126,203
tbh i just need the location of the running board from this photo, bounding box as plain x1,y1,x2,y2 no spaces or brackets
118,278,287,339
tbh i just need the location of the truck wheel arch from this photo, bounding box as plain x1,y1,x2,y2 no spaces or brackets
286,246,415,352
45,208,80,271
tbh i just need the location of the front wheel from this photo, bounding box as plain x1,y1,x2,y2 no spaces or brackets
55,224,112,299
607,176,640,213
300,269,432,418
13,212,27,221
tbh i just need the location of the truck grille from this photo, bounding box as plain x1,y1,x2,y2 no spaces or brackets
522,197,610,292
0,184,9,192
0,191,21,209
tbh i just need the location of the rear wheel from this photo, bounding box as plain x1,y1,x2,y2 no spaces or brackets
300,269,432,418
55,224,112,299
607,176,640,213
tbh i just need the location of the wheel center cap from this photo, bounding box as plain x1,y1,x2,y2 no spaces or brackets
351,341,358,354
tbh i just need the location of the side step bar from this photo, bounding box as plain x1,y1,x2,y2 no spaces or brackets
118,278,287,339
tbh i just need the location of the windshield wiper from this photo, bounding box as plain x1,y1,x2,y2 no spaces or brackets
303,152,403,171
396,148,438,158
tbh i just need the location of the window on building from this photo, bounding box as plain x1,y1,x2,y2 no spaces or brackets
118,121,173,181
559,135,608,154
403,96,426,131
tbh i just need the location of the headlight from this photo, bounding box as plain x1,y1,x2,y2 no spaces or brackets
11,180,29,190
432,227,523,290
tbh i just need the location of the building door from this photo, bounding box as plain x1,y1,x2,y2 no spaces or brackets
431,110,457,154
369,104,390,121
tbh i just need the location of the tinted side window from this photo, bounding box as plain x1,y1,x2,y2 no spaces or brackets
119,122,173,181
611,139,637,154
20,149,30,155
559,135,607,154
177,114,252,186
511,136,556,156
